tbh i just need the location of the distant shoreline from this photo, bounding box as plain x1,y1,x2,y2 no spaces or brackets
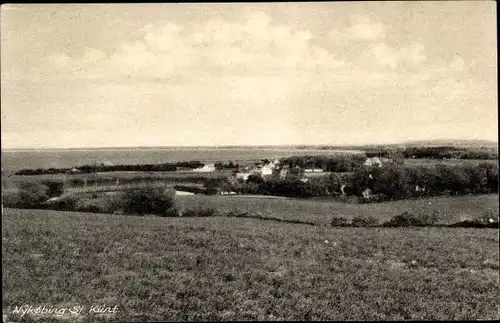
2,147,367,152
2,139,497,152
2,139,498,152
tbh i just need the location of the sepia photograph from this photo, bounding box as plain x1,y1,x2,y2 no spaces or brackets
1,2,498,321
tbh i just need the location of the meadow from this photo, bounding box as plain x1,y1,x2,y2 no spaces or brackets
175,194,499,226
2,170,233,190
404,158,498,167
2,208,498,322
2,147,498,321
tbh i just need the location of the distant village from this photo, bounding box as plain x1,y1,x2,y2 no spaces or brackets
193,156,393,179
190,156,396,198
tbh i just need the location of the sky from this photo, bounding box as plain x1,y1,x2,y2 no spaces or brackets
1,2,497,148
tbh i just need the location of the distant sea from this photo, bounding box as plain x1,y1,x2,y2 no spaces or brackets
1,147,363,172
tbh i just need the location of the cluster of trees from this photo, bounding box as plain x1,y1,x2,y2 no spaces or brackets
401,146,497,159
365,149,392,158
2,180,65,209
220,177,325,198
15,168,68,175
214,161,239,170
220,162,498,201
15,161,205,176
336,163,498,201
280,154,367,172
364,146,498,160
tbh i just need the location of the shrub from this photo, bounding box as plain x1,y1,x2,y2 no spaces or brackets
414,209,440,226
370,193,390,203
70,178,85,187
74,194,123,214
351,215,379,227
450,209,500,228
40,180,65,197
44,195,79,211
246,174,264,184
205,187,219,195
330,216,349,227
122,185,178,216
382,211,436,227
5,183,50,209
2,189,24,208
449,219,499,228
226,210,249,218
479,208,499,224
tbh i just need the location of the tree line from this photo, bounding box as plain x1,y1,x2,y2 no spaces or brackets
14,161,205,176
365,146,498,160
280,154,367,172
220,162,499,201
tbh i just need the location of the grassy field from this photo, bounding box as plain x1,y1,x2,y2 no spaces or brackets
175,194,499,226
2,208,498,321
2,170,233,190
404,158,498,166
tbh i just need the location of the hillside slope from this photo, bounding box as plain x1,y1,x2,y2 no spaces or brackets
3,208,499,321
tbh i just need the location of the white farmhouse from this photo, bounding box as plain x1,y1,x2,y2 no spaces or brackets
364,157,391,167
235,172,252,181
261,165,274,176
193,163,216,173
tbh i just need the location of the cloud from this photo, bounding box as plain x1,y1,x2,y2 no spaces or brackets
332,15,386,41
449,55,465,72
344,22,385,40
82,47,106,64
365,42,426,70
43,12,345,81
47,52,71,68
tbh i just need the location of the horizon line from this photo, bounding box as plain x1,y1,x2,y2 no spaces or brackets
2,139,498,151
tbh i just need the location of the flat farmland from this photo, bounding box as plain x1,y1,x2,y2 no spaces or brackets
404,158,498,167
2,208,498,321
2,170,233,190
175,194,499,226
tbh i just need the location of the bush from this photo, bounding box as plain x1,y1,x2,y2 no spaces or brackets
351,215,379,227
382,211,436,227
414,209,440,226
205,187,219,195
330,216,349,227
74,194,123,214
44,195,79,211
449,218,499,228
226,210,250,218
122,185,178,216
2,189,25,208
479,208,499,224
70,178,85,187
40,180,65,197
449,209,500,228
246,174,264,184
5,183,50,209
